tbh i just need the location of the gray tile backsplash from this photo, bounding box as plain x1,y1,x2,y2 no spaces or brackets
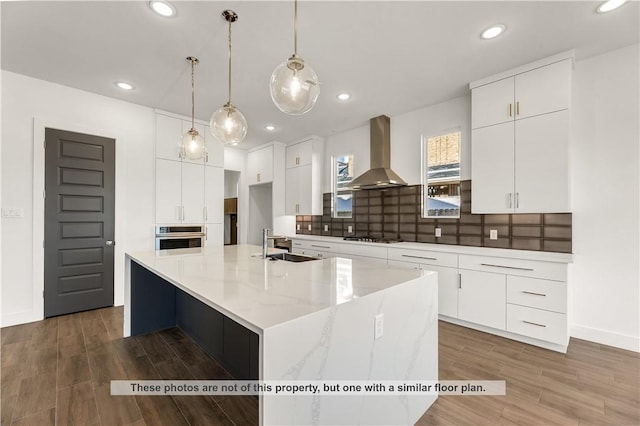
296,181,572,253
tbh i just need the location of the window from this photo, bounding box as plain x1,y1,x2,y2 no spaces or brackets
422,131,461,218
333,154,354,218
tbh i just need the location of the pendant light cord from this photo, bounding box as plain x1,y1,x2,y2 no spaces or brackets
293,0,298,57
190,58,195,130
227,19,232,106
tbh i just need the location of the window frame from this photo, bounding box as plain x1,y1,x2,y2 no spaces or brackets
421,128,462,219
331,154,354,219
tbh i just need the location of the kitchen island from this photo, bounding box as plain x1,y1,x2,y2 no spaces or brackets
125,245,438,425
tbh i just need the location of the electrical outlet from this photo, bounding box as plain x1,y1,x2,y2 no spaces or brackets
324,224,329,232
435,227,442,237
347,225,353,233
374,313,384,340
296,224,300,231
490,229,498,240
308,224,312,231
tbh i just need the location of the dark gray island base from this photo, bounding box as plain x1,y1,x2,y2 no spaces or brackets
130,261,259,380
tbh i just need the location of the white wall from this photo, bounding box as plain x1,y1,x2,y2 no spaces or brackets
570,44,639,351
322,95,471,193
1,71,156,326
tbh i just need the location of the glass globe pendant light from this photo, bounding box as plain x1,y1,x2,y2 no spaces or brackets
210,10,247,146
180,56,206,160
269,0,319,115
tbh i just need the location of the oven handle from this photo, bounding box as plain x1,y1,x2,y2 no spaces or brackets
155,233,205,239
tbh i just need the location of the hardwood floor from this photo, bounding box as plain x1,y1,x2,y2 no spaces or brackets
418,321,640,426
1,307,638,425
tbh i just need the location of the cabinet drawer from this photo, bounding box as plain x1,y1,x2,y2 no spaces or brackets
506,304,567,345
507,276,566,313
336,243,387,259
387,248,457,268
459,254,566,281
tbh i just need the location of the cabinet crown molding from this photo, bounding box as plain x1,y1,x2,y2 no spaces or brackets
469,49,575,89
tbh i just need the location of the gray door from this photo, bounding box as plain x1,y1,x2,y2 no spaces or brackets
44,128,115,317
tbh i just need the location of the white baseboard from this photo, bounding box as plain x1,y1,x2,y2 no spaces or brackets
571,324,640,352
1,310,42,328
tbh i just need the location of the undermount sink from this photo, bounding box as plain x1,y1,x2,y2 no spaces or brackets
267,252,319,262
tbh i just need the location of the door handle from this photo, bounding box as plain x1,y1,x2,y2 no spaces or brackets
106,240,115,246
516,101,520,116
507,193,513,209
204,206,208,221
458,273,462,289
515,193,520,209
509,103,512,117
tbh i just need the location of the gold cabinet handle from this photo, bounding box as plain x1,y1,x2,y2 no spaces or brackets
516,101,520,115
509,103,512,117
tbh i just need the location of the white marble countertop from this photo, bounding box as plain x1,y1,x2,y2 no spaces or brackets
288,234,573,263
126,245,426,333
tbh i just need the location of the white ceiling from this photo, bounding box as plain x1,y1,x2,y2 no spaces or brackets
2,1,638,149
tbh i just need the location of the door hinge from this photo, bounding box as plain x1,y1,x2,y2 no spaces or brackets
43,140,46,149
43,190,46,199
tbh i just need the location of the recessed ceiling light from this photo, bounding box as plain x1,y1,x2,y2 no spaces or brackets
480,24,506,40
265,125,277,132
115,82,134,91
597,0,627,13
337,93,351,101
149,0,176,17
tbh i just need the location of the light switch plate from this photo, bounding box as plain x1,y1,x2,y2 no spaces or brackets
308,224,312,231
296,224,300,231
435,227,442,237
1,208,24,218
347,225,353,233
324,225,329,232
490,229,498,240
374,313,384,340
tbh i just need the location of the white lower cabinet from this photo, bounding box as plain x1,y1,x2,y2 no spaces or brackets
458,269,506,330
506,304,567,345
292,238,572,352
387,259,459,318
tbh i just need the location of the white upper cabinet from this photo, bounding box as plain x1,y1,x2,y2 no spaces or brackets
471,58,572,130
286,139,313,168
285,137,323,216
514,110,570,213
471,77,514,130
204,126,225,168
180,162,205,223
470,53,573,214
154,111,224,228
514,60,571,120
156,113,182,161
471,122,516,213
247,145,274,185
155,159,182,223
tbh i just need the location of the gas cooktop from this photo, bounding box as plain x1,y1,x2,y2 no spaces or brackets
343,236,401,244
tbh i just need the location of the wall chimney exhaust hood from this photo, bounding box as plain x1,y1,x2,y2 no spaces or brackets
346,115,408,190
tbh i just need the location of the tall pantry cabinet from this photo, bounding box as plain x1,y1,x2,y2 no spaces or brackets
154,111,224,246
470,52,573,214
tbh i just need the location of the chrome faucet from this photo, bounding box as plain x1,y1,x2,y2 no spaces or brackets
262,228,287,259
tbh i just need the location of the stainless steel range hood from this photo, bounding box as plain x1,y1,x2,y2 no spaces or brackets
346,115,408,190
